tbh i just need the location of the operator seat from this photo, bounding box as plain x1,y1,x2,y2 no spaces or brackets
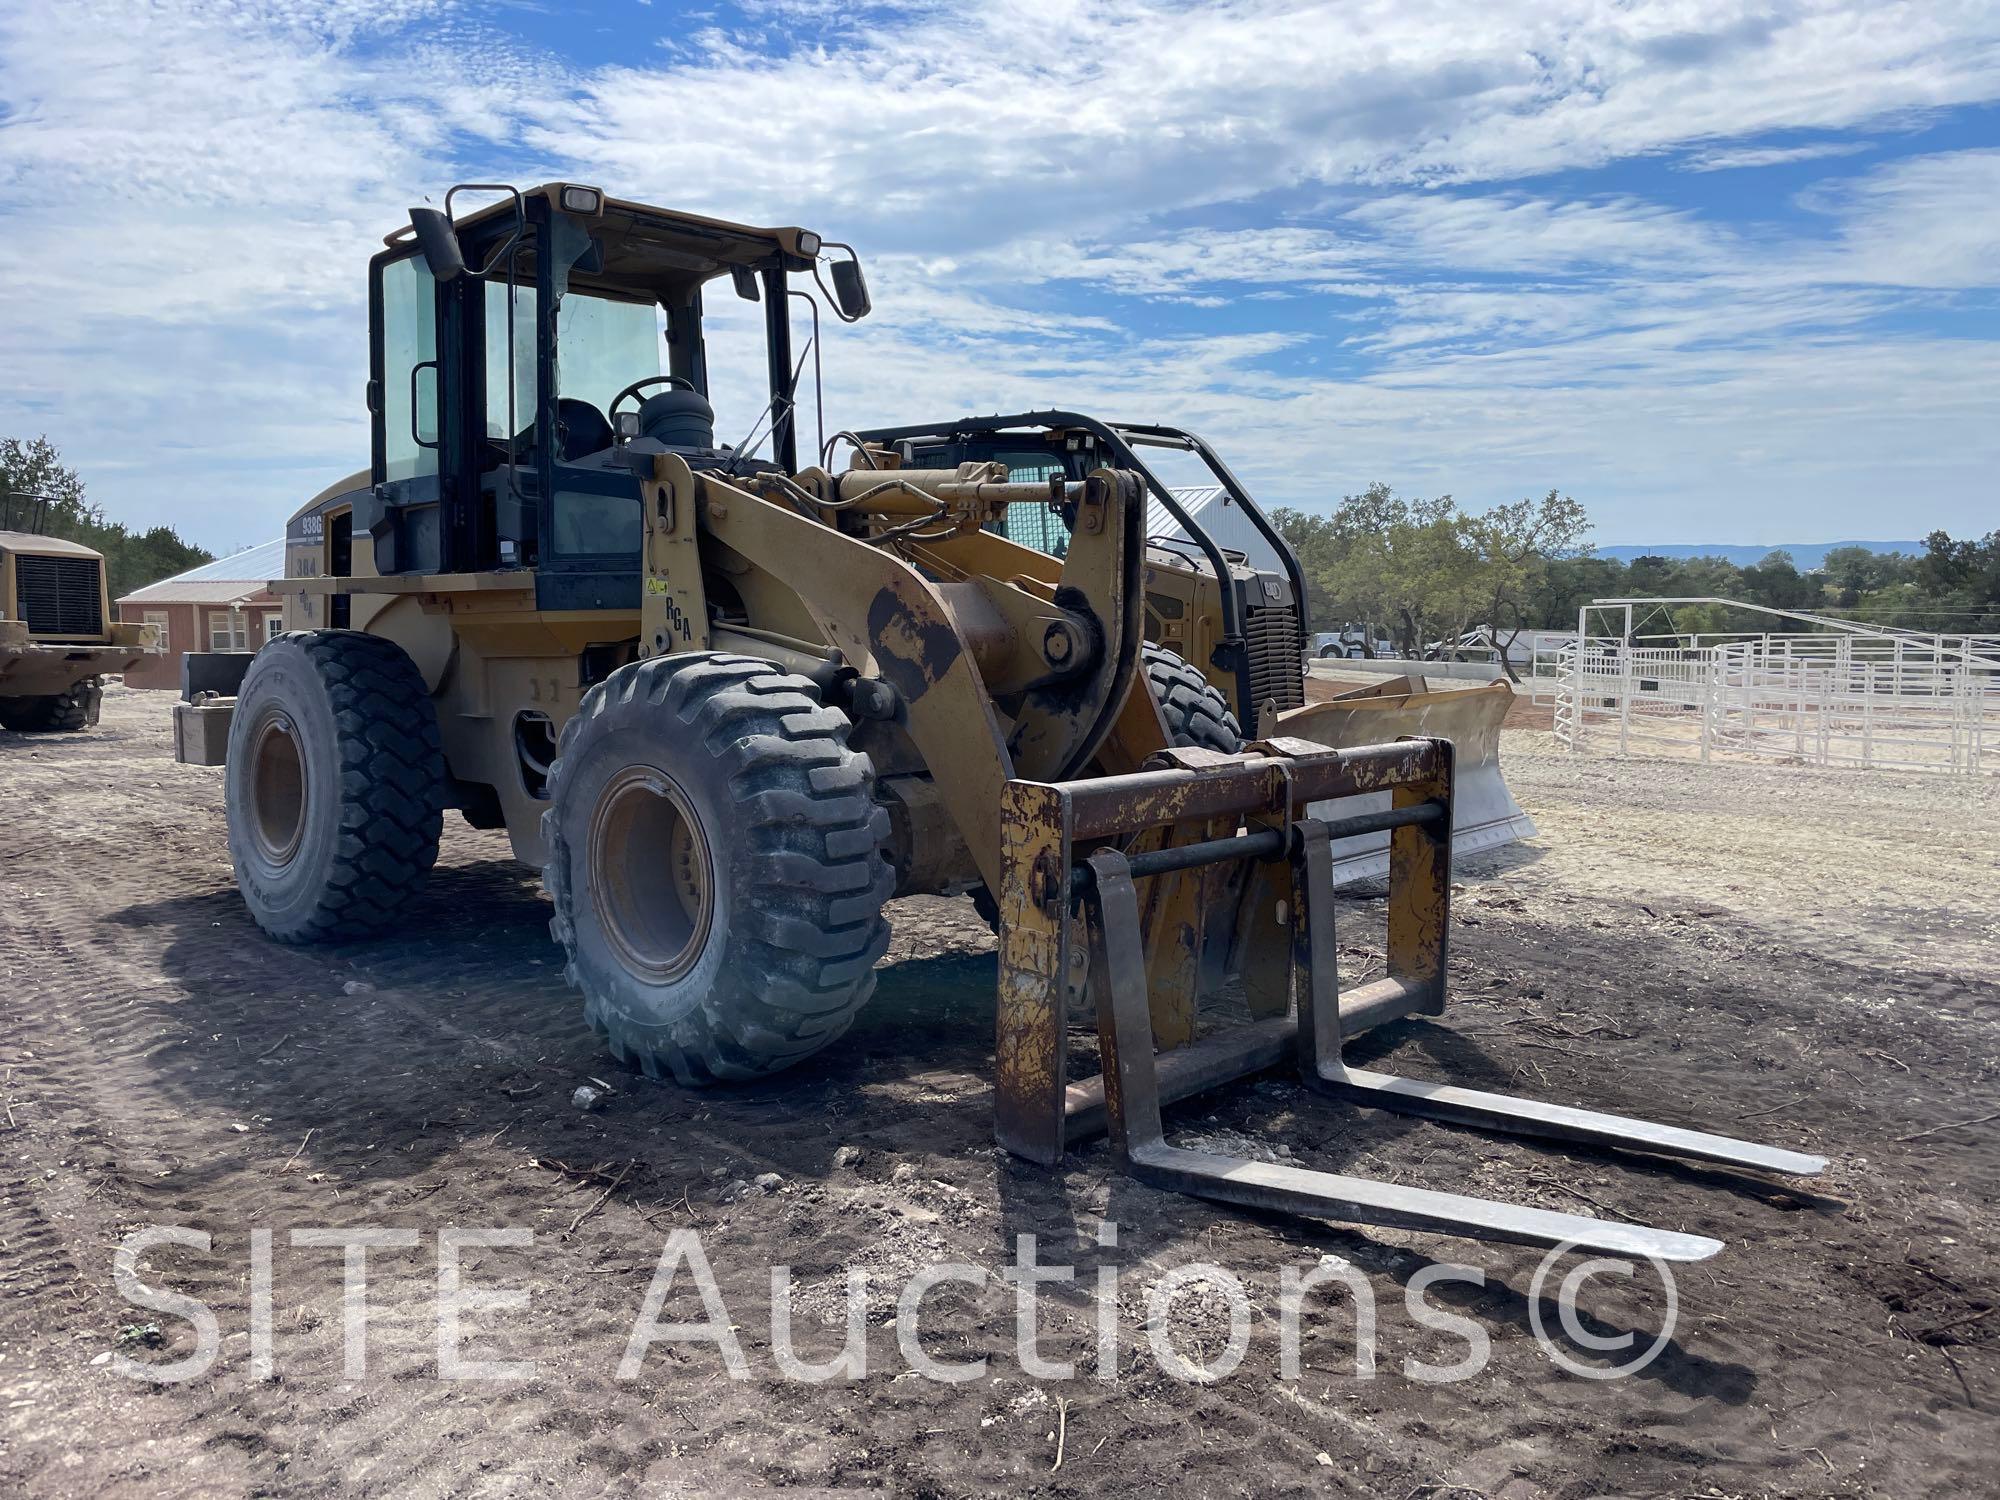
639,387,716,450
554,398,615,462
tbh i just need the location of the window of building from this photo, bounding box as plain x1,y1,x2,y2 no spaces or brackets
209,611,248,651
142,610,170,652
263,612,285,643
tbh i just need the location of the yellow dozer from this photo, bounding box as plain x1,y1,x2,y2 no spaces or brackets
179,184,1821,1259
849,411,1539,885
1,498,161,731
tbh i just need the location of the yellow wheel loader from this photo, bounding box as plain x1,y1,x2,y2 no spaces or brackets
179,184,1822,1259
1,498,161,731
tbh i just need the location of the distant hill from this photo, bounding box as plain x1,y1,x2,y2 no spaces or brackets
1595,540,1926,570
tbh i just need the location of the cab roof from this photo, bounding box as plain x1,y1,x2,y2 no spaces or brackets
383,183,821,290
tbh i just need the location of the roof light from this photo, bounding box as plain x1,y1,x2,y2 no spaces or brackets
797,230,822,257
560,185,603,215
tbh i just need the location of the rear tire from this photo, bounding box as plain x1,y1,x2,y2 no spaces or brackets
225,631,446,942
1143,643,1244,752
543,653,894,1085
0,680,97,732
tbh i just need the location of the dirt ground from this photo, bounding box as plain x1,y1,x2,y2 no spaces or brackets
2,683,1996,1498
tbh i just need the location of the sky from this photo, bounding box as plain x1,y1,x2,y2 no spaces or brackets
0,0,1996,555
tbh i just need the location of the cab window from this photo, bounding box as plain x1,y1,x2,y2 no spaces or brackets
482,282,661,451
555,291,661,417
484,279,537,442
380,255,438,482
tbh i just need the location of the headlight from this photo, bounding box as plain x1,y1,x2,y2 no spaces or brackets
797,230,822,257
560,185,604,215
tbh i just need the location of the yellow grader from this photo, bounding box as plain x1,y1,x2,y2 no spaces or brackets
178,184,1822,1260
1,495,160,731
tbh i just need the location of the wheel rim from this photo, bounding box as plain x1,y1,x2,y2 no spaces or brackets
248,710,307,864
588,765,715,984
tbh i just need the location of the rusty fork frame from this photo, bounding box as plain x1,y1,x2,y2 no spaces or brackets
995,737,1827,1262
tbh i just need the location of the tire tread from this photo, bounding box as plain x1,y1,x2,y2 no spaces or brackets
1143,643,1244,753
0,680,95,733
232,631,446,943
544,653,894,1085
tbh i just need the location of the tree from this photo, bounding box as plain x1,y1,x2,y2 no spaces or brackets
1910,528,2000,632
1274,486,1995,654
0,435,92,534
1465,489,1592,681
1819,545,1915,609
1535,553,1626,629
1738,550,1815,619
1265,505,1341,628
1317,485,1482,658
1,435,212,599
1277,483,1593,671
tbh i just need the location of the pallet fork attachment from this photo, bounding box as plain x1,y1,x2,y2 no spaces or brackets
995,737,1827,1262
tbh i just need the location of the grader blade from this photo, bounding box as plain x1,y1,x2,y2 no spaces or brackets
1275,679,1536,886
995,736,1825,1259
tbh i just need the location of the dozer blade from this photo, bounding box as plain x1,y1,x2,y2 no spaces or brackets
1275,679,1535,885
994,736,1828,1260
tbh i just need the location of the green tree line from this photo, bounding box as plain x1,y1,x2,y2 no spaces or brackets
1,436,213,601
1273,485,2000,672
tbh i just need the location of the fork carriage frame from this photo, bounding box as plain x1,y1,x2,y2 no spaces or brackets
996,735,1827,1261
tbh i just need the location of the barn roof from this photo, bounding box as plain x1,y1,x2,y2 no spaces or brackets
1149,486,1284,572
117,538,286,605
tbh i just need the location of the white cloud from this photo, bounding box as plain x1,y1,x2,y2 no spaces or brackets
0,0,1997,548
520,0,2000,230
1344,193,1732,274
1682,139,1872,170
1799,147,2000,287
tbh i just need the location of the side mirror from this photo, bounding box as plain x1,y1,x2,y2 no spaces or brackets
730,265,761,303
830,257,871,321
409,207,467,282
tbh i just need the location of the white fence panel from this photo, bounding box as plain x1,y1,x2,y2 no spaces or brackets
1537,621,2000,776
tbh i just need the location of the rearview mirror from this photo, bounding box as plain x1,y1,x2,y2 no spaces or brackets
409,207,467,282
731,265,761,303
830,257,871,321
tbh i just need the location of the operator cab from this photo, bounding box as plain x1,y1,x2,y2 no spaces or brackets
364,184,866,610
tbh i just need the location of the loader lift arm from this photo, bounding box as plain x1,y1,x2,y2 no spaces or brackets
645,454,1151,891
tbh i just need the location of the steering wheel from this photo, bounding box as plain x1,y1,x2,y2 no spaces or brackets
608,374,702,425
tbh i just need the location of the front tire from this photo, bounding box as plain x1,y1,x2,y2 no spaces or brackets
225,631,446,942
543,653,894,1085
